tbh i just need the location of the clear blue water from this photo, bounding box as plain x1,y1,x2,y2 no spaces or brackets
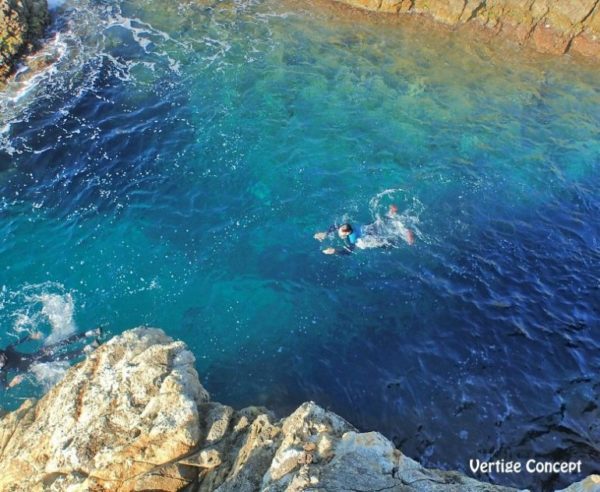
1,0,599,489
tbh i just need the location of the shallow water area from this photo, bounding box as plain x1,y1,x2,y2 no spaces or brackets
1,0,599,489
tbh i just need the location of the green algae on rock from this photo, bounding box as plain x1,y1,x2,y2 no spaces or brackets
0,0,49,83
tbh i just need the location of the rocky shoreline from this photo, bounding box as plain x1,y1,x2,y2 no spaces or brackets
332,0,600,60
0,0,49,84
0,328,596,491
1,0,599,88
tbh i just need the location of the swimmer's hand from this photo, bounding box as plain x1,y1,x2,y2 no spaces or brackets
30,331,43,340
313,232,327,241
322,248,336,255
8,375,24,388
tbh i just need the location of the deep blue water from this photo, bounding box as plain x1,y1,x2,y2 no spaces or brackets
1,0,599,489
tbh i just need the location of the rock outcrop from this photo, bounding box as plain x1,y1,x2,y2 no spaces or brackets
0,0,49,83
0,328,594,491
333,0,600,60
0,328,207,491
557,474,600,492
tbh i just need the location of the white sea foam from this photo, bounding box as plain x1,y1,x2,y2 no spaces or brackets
353,188,425,249
13,312,35,332
37,293,77,345
356,218,412,249
5,283,78,345
29,360,70,390
0,0,197,155
0,0,284,154
0,0,103,154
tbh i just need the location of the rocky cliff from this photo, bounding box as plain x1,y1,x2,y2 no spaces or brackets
0,328,597,491
0,0,49,83
333,0,600,60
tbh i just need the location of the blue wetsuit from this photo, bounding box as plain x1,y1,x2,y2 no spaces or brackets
326,224,361,255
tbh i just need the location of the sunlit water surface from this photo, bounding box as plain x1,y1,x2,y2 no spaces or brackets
1,0,599,489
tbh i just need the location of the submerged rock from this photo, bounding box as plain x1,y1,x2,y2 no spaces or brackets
333,0,600,60
0,328,590,491
0,0,49,83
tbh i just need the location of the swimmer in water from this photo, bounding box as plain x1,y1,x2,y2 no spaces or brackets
313,204,415,255
0,328,102,389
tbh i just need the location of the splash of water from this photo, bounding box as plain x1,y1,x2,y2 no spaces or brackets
37,293,77,345
29,360,71,390
3,283,78,345
356,188,424,249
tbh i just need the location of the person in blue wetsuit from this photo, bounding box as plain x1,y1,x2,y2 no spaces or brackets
313,223,359,255
313,204,415,255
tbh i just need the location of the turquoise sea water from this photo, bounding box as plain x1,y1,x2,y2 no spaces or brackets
1,0,599,489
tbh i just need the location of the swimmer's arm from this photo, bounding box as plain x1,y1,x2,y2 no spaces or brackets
322,246,353,255
314,225,338,241
7,374,24,388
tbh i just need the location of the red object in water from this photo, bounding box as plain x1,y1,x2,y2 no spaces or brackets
389,204,398,214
